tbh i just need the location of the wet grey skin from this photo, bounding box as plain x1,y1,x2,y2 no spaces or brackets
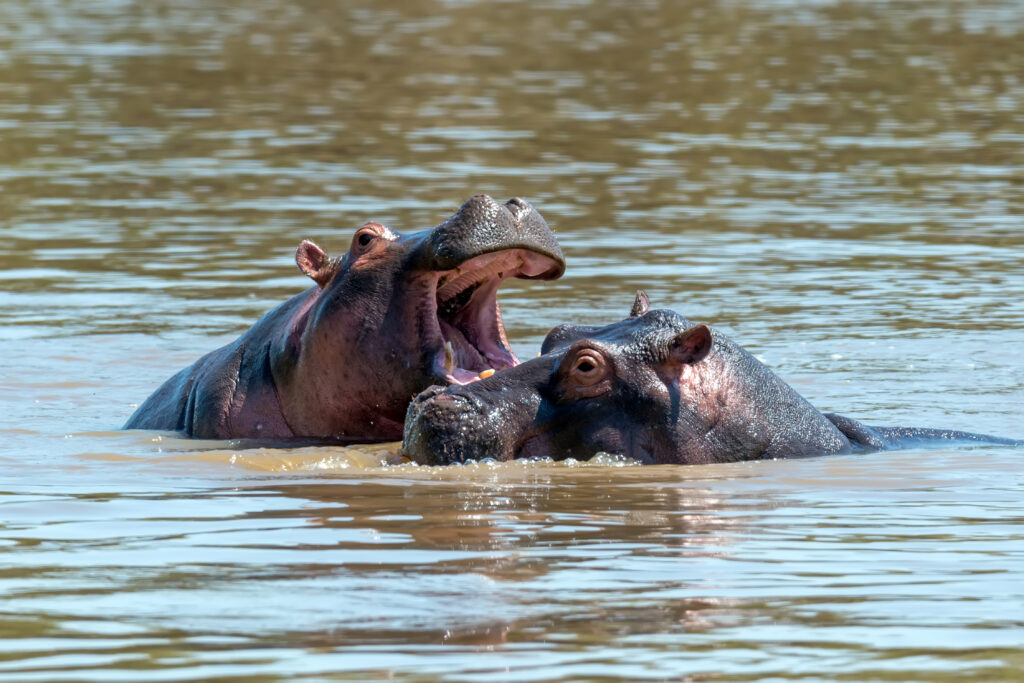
124,195,565,441
403,292,1022,465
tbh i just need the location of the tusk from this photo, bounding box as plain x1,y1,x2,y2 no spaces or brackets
444,341,455,373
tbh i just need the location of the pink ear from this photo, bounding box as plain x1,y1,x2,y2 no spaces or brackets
668,324,713,365
295,240,333,288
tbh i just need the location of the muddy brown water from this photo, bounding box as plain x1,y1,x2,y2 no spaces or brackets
2,1,1024,680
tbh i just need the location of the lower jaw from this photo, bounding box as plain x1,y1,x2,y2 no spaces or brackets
432,339,516,385
435,360,507,385
447,366,486,384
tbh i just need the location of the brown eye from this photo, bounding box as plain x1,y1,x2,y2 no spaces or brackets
555,343,612,402
349,223,392,261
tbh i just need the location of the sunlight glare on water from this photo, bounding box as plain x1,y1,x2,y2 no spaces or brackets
1,0,1024,680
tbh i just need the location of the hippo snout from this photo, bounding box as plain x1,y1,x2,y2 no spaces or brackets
403,388,501,466
423,195,565,278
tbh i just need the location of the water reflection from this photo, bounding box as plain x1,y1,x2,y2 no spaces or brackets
5,450,1024,679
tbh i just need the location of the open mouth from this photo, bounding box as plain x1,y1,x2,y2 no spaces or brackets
425,249,559,385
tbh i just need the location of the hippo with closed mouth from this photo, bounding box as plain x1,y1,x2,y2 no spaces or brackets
403,292,1021,465
124,195,564,441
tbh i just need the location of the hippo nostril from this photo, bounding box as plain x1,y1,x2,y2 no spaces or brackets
412,384,448,405
438,390,479,411
412,390,483,424
505,197,530,219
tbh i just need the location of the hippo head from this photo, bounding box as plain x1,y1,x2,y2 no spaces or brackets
273,195,565,439
403,291,854,465
402,292,733,465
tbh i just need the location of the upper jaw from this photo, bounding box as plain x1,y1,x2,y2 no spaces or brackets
423,195,566,278
419,248,560,386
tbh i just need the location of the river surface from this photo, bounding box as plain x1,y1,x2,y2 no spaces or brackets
2,0,1024,680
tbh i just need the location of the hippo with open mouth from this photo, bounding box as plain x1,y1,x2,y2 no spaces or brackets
403,292,1021,465
124,195,565,441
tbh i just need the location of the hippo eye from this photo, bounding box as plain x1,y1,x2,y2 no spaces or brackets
570,351,606,386
555,344,612,401
350,223,394,258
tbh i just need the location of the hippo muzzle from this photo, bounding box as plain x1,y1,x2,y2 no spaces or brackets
403,387,503,464
412,195,564,384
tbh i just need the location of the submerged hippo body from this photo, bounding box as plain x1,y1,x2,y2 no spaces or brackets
403,292,1021,465
125,195,564,441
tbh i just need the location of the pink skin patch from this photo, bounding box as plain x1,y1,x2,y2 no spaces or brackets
285,289,322,357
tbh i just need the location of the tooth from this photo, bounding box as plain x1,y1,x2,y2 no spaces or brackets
444,341,455,373
479,369,495,379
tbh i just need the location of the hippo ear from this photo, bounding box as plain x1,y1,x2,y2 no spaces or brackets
295,240,335,288
667,324,713,365
629,290,650,318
